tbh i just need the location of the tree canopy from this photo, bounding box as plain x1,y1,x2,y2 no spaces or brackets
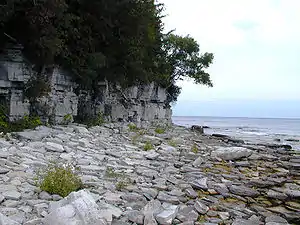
0,0,214,103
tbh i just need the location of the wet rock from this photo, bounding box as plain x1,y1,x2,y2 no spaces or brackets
229,185,259,197
211,147,252,161
191,125,204,134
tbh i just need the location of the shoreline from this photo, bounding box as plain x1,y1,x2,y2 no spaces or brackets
0,123,299,224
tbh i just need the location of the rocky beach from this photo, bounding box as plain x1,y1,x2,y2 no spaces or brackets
0,123,299,225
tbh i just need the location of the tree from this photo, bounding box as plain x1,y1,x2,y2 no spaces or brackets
159,33,214,103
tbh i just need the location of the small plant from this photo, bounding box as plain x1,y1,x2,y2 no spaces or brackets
105,167,124,178
128,123,138,132
63,114,73,124
155,126,166,134
115,180,129,191
143,141,153,151
168,139,177,147
191,144,199,154
93,112,105,126
35,162,83,197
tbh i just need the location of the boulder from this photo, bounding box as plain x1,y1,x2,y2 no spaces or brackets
211,146,253,161
191,125,204,134
44,190,108,225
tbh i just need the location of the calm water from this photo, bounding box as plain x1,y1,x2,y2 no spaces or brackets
172,116,300,150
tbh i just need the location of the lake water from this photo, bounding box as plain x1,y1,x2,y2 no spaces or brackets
172,116,300,150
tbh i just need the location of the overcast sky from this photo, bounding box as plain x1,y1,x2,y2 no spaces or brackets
161,0,300,118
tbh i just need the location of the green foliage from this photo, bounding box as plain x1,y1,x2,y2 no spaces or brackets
105,167,124,178
0,1,214,104
160,34,214,103
144,141,154,151
128,123,138,132
24,77,51,100
0,106,42,133
63,114,73,125
78,112,105,127
35,162,83,197
191,144,199,154
168,139,178,147
155,127,166,134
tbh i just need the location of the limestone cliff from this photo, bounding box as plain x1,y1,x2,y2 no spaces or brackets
0,46,171,124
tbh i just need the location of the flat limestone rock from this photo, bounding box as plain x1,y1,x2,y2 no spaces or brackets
44,190,108,225
211,147,253,161
0,212,20,225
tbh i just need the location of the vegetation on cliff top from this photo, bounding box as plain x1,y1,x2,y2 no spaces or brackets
0,0,214,103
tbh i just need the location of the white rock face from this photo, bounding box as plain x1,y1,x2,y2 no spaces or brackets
211,147,253,160
44,190,107,225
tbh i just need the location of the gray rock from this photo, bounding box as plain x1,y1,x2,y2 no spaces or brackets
0,212,20,225
267,190,288,200
97,200,123,222
127,210,144,224
45,190,107,225
0,168,9,174
141,188,159,200
232,218,257,225
265,215,288,224
45,142,65,152
176,205,198,222
190,177,208,190
211,147,252,160
15,131,49,141
145,150,160,160
194,200,209,214
192,156,204,167
3,190,21,200
157,192,180,204
143,200,161,225
285,189,300,198
155,204,179,225
185,188,198,198
229,185,259,197
39,191,52,201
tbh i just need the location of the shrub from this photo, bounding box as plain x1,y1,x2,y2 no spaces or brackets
35,162,83,197
168,139,177,147
191,144,199,154
144,141,153,151
63,114,73,124
155,127,166,134
0,109,43,133
128,123,138,132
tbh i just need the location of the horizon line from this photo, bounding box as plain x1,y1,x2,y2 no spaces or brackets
172,115,300,120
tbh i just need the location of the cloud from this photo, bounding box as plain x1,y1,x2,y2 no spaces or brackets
160,0,300,117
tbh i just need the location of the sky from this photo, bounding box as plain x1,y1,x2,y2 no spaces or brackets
161,0,300,118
